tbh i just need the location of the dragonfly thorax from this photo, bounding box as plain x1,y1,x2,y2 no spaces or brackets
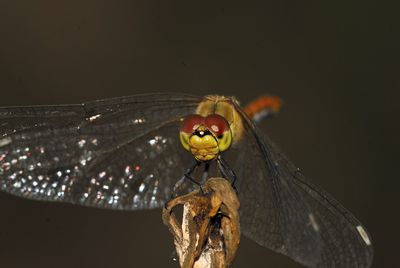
179,114,232,161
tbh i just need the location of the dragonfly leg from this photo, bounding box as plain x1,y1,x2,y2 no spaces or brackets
171,160,201,198
183,160,202,187
184,164,205,194
216,156,238,190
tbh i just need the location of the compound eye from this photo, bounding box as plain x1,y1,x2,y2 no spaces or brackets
180,114,204,134
204,114,230,136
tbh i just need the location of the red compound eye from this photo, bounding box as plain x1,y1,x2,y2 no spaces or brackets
204,114,230,136
180,114,205,133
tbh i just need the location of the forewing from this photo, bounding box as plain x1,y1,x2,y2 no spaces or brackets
230,105,373,267
0,93,202,210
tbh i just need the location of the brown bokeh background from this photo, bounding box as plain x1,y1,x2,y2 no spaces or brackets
0,1,398,267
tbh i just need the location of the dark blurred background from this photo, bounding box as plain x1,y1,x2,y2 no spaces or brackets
0,1,398,267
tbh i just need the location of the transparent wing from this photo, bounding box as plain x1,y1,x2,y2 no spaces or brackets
228,104,373,268
0,93,202,210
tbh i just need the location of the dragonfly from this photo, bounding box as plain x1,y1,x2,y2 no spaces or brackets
0,93,373,267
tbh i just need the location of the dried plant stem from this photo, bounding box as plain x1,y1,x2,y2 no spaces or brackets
162,177,240,268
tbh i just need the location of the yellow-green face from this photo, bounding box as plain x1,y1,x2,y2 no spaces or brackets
180,114,232,161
